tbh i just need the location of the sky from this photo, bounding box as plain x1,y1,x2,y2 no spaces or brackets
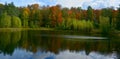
0,49,117,59
0,0,120,9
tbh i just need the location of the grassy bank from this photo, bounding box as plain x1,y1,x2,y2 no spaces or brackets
0,27,119,35
0,28,22,32
0,27,54,32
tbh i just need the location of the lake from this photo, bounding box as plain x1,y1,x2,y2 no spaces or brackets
0,30,120,59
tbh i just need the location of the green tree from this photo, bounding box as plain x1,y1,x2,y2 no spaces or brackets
99,16,110,33
0,3,4,15
20,8,30,27
62,7,69,19
101,8,113,27
4,2,19,16
11,16,22,28
41,7,50,27
29,4,42,28
116,5,120,30
0,12,11,28
87,6,94,21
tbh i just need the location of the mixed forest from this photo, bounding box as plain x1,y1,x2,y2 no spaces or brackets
0,2,120,33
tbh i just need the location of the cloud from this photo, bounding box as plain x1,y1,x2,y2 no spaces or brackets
0,48,33,59
109,0,120,8
55,50,89,59
56,0,83,8
0,49,117,59
55,50,117,59
0,0,38,6
81,0,108,9
87,0,119,9
0,0,120,9
55,0,120,9
0,0,56,7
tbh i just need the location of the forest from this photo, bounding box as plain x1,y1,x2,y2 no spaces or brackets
0,2,120,33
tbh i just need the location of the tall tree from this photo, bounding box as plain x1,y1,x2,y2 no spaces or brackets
116,5,120,30
0,12,11,28
11,16,22,28
94,10,101,28
4,2,19,16
29,4,42,27
41,6,50,27
49,5,62,27
76,7,83,20
0,3,4,15
62,7,69,19
101,8,113,27
20,7,30,27
87,6,94,21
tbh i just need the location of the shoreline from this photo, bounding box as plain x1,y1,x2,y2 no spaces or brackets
0,27,54,32
0,27,119,33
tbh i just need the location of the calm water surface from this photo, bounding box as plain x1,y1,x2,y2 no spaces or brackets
0,30,120,59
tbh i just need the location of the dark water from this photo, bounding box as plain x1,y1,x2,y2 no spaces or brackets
0,30,120,59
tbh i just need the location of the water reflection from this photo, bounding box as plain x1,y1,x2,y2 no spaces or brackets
0,49,117,59
40,34,107,39
0,30,120,59
0,31,21,55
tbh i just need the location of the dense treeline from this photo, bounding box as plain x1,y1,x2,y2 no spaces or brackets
0,2,120,33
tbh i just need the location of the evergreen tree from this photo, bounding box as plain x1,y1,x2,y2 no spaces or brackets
87,6,94,21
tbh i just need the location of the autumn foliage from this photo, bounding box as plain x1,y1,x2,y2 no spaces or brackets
0,2,120,32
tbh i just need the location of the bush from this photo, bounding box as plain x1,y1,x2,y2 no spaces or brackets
0,12,11,28
11,16,22,28
99,16,110,33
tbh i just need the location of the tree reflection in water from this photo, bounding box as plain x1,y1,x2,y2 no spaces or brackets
0,30,120,59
